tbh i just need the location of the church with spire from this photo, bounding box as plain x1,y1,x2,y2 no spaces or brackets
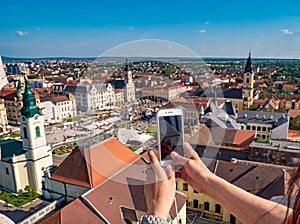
109,58,136,103
0,79,53,193
193,52,256,111
124,58,136,102
242,52,255,109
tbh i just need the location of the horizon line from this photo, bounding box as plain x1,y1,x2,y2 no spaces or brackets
2,55,300,61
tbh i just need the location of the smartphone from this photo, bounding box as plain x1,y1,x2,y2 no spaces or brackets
157,108,184,169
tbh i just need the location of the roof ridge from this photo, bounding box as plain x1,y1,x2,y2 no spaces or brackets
230,165,257,184
257,172,284,197
82,155,143,197
79,196,109,224
83,147,94,189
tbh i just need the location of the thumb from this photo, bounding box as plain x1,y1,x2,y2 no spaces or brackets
171,151,188,166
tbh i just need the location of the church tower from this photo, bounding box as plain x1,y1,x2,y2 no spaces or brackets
124,58,136,102
242,52,255,110
0,56,8,90
19,80,53,191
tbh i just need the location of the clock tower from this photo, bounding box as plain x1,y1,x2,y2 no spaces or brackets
20,80,53,191
124,58,136,102
242,52,255,109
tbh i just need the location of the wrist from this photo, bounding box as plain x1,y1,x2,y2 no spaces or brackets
203,173,222,197
153,207,169,220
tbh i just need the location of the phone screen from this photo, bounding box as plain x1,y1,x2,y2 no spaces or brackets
159,115,184,161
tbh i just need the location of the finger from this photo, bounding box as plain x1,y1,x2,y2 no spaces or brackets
165,165,175,180
148,150,166,180
171,151,188,166
148,150,159,165
184,142,199,160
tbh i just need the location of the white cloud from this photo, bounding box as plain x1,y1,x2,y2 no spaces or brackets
16,30,28,36
204,21,209,25
199,29,206,34
281,29,293,35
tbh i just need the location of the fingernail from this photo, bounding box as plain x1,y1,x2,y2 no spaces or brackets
171,151,178,158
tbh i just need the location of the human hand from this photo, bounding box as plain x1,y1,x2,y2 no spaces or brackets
144,150,176,220
171,142,213,194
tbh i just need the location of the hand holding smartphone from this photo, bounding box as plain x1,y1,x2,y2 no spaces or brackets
157,108,184,170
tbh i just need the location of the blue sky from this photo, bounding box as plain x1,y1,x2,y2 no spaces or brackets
1,0,300,58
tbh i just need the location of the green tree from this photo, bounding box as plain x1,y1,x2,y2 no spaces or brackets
291,116,300,130
249,103,260,111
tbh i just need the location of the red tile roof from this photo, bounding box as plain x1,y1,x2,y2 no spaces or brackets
40,198,104,224
0,89,15,98
253,99,267,104
283,84,297,89
51,95,69,103
233,166,283,196
51,137,139,188
289,109,300,119
44,149,187,223
288,130,300,139
83,151,186,223
188,126,255,149
232,129,255,146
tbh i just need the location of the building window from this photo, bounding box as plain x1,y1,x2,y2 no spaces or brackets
215,204,221,213
257,126,262,131
35,126,41,137
5,168,9,175
204,202,210,211
193,199,198,209
246,125,251,130
183,183,188,191
23,127,28,139
262,127,267,131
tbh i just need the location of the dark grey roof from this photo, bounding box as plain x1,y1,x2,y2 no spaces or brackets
110,80,126,89
193,87,243,99
64,85,89,93
0,139,25,163
237,110,289,127
201,101,241,129
222,102,236,116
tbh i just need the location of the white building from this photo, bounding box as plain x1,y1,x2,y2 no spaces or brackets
40,94,77,124
5,62,29,75
63,83,115,112
0,80,53,193
0,56,8,90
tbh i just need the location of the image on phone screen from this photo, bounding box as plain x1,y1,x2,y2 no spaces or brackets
159,115,184,161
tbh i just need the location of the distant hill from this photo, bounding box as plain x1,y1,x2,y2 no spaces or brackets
2,56,300,63
1,56,97,62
